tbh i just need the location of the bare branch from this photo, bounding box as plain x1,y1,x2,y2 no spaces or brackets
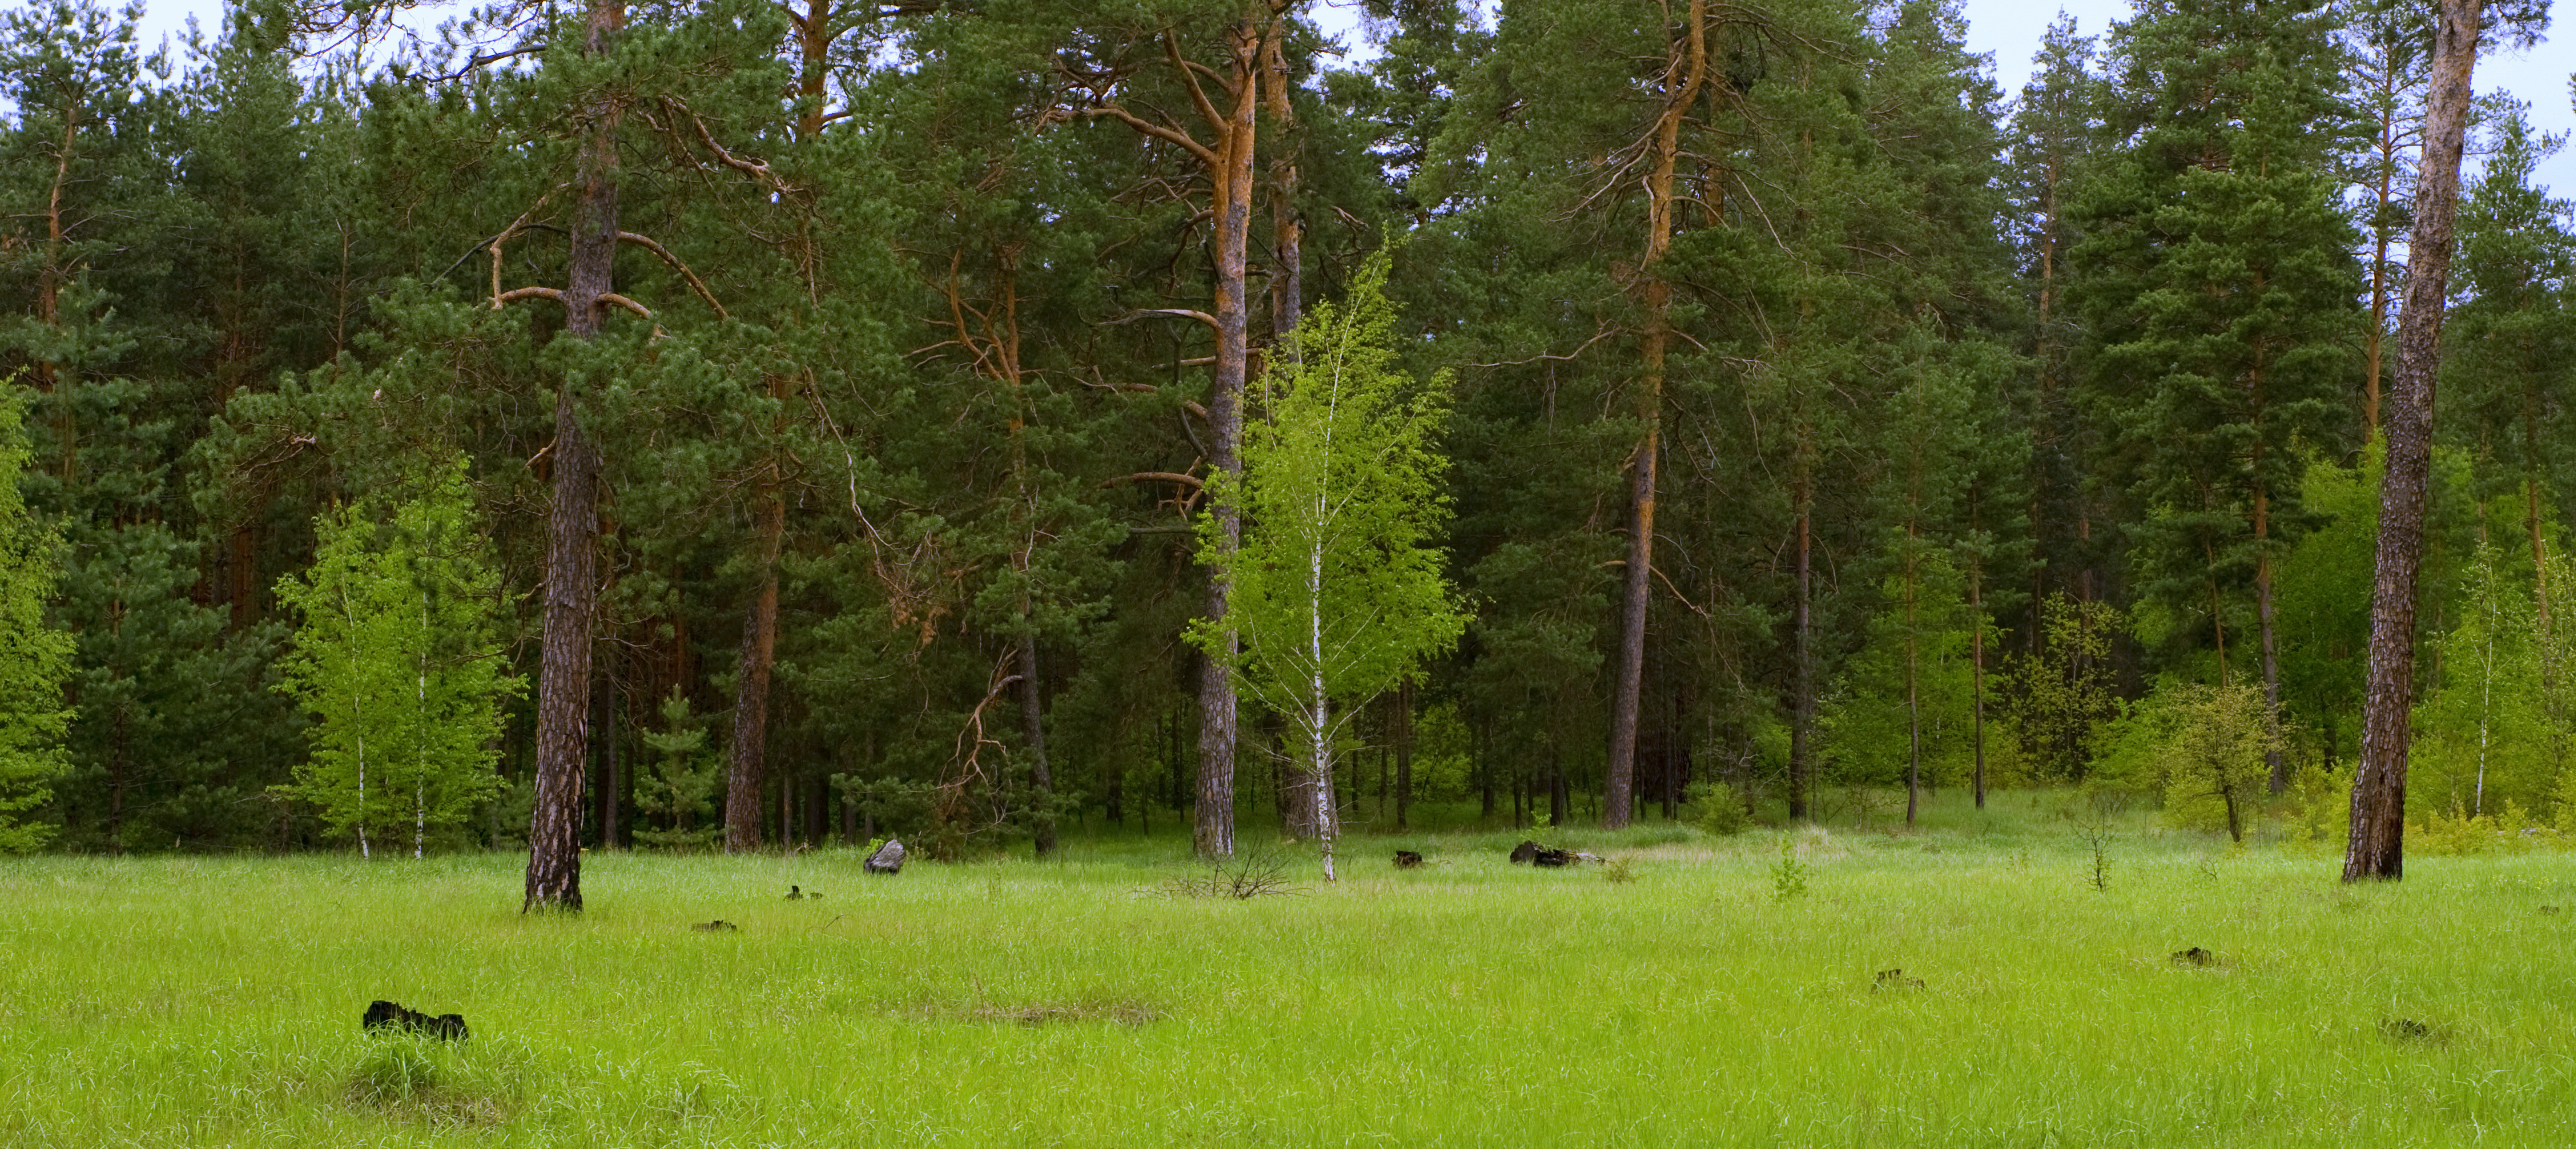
618,232,728,321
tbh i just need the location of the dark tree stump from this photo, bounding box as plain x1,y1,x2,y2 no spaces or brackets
363,999,470,1041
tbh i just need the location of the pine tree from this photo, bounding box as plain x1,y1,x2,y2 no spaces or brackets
2072,0,2364,794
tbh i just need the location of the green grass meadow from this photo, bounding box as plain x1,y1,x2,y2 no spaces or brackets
5,794,2575,1147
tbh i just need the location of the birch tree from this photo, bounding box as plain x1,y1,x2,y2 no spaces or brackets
1193,252,1462,881
276,461,521,858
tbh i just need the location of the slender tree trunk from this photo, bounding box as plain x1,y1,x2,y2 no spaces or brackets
1394,677,1413,830
1905,547,1921,828
1789,463,1814,820
1971,564,1987,810
1020,634,1054,854
601,655,621,850
2256,483,2286,795
2348,0,2482,882
525,0,625,911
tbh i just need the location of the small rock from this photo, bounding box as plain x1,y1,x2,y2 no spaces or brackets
866,838,907,875
2172,946,2215,966
363,999,470,1041
693,919,738,933
1393,850,1424,868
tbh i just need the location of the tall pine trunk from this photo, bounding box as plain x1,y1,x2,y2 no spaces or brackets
1192,17,1268,860
524,0,623,911
1607,0,1710,830
2348,0,2482,882
723,490,783,853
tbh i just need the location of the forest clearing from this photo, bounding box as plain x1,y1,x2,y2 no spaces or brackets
6,794,2575,1148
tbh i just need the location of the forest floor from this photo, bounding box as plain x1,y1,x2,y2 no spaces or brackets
4,791,2573,1147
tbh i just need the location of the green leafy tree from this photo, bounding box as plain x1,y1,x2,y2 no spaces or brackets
0,392,73,852
275,461,520,858
2011,591,2123,780
2413,544,2561,819
1194,251,1464,881
2155,681,2278,842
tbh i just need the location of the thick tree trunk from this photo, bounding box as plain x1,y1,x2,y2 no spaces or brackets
2348,0,2482,882
524,0,625,912
1607,0,1709,831
1192,19,1265,861
723,530,780,852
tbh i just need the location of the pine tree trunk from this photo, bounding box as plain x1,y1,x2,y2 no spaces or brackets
523,0,623,911
1607,0,1709,831
2255,480,2286,795
2348,0,2483,882
723,518,780,852
1789,468,1814,821
1192,18,1267,861
1021,632,1055,854
601,657,621,850
1971,563,1987,810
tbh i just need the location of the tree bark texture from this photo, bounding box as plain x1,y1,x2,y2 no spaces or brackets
1606,0,1710,831
2347,0,2482,882
723,514,781,853
524,0,625,912
1020,633,1055,854
1191,16,1269,860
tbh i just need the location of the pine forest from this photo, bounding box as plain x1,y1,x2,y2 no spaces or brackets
4,0,2574,885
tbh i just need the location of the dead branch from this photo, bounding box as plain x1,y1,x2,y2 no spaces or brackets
493,286,564,309
1100,470,1205,490
618,232,729,321
1106,307,1221,333
1465,324,1620,369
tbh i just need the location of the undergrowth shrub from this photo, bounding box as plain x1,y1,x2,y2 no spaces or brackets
1685,782,1749,837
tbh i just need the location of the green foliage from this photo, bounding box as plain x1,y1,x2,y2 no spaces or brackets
1685,781,1751,837
1195,249,1465,864
274,460,520,858
2153,683,2279,842
1768,835,1811,901
633,688,722,851
1823,549,1977,790
2010,593,2123,780
0,392,72,852
2412,545,2572,819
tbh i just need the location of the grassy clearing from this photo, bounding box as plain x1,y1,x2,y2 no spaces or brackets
4,792,2574,1147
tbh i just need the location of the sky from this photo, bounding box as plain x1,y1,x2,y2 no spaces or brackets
88,0,2576,202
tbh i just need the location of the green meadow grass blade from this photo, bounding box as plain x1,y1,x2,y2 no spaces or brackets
3,792,2573,1146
